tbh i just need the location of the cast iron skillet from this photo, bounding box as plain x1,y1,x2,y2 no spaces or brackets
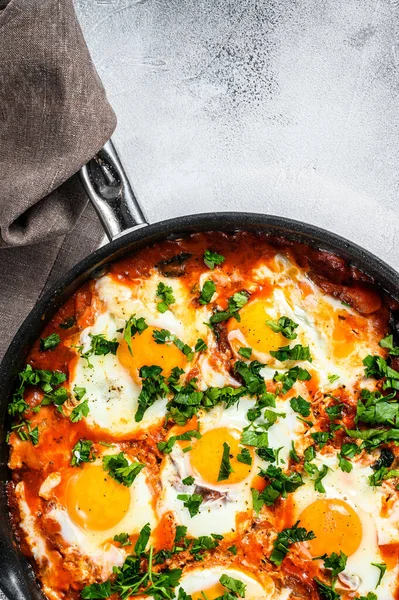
1,141,399,600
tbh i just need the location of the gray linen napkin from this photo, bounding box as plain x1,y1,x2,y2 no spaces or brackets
0,0,116,359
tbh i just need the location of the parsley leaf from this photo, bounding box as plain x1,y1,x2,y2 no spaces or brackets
199,280,216,305
363,354,399,390
355,388,398,426
177,493,203,517
156,282,176,313
254,465,304,509
195,338,207,353
270,345,312,362
380,334,399,356
70,398,89,423
219,575,246,597
238,347,252,359
328,374,340,384
40,333,61,351
270,522,315,566
323,550,347,580
81,581,111,599
152,329,194,360
217,442,234,481
314,579,340,600
157,429,201,454
203,250,225,270
71,439,95,467
273,366,311,394
102,452,144,487
182,476,195,485
210,291,249,324
236,447,252,465
114,533,132,547
135,522,151,555
135,365,170,422
265,316,299,340
290,395,311,417
74,386,86,401
124,314,148,354
311,431,333,449
371,562,387,587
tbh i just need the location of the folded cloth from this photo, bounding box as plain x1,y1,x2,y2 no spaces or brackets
0,0,116,358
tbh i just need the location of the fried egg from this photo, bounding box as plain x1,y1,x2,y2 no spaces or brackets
177,567,275,600
292,452,399,597
158,401,260,537
38,447,157,577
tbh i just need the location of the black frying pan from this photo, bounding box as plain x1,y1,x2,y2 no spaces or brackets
1,141,399,600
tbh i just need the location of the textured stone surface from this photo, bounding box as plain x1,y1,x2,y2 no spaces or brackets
73,0,399,270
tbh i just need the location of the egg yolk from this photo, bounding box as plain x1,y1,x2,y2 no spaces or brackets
332,311,362,359
189,427,253,485
191,583,225,600
117,326,186,383
66,465,130,531
298,498,362,557
228,301,285,354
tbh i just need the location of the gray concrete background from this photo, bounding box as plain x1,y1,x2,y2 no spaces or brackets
75,0,399,269
1,1,398,599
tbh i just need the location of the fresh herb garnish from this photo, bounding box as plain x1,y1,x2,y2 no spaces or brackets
177,493,203,517
79,333,119,367
102,452,144,487
114,533,132,547
156,282,176,313
269,521,315,566
238,347,252,359
371,562,387,587
265,316,299,340
135,365,169,422
290,395,311,417
328,374,340,384
314,579,340,600
363,354,399,390
182,476,195,485
124,314,148,354
203,250,225,270
273,366,312,394
153,329,194,360
209,291,249,325
157,429,201,454
236,447,252,465
70,398,90,423
217,442,234,481
199,280,216,305
40,333,61,351
71,439,95,467
219,575,246,598
195,338,207,353
270,344,312,363
380,334,399,356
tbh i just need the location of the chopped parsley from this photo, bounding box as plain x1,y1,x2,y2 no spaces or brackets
217,442,234,481
269,521,315,566
195,338,207,353
273,366,311,394
124,314,148,354
371,562,387,587
40,333,61,351
219,575,246,597
252,465,304,512
363,354,399,390
265,316,299,340
270,344,312,363
355,388,398,426
102,452,144,487
70,439,95,467
157,429,201,454
156,282,175,313
328,374,340,384
314,579,340,600
203,250,225,270
322,550,347,581
238,347,252,359
70,398,89,423
290,395,311,417
177,493,203,517
113,533,132,547
210,291,249,325
379,334,399,356
153,329,194,360
182,476,195,485
199,280,216,304
311,431,333,449
236,447,252,465
79,333,119,367
135,365,169,422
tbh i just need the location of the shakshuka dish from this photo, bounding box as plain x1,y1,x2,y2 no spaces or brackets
6,232,399,600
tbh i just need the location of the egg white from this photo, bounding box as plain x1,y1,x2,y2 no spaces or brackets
177,566,274,600
292,452,399,597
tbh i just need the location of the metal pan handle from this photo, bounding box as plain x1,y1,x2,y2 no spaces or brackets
79,140,148,240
